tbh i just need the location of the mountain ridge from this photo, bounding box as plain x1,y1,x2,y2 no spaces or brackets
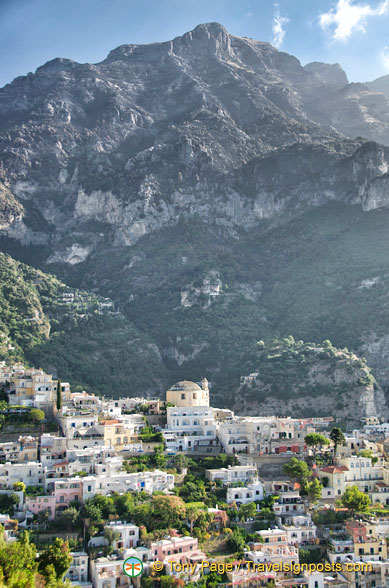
1,23,389,419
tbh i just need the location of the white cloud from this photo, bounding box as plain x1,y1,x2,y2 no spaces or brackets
246,11,253,17
319,0,389,41
380,46,389,70
272,5,289,48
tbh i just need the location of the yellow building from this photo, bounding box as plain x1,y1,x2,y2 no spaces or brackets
166,379,209,407
100,420,139,450
346,520,387,562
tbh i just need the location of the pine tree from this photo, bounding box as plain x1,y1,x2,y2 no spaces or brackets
56,380,62,411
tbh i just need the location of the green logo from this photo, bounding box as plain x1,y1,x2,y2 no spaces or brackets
123,556,143,577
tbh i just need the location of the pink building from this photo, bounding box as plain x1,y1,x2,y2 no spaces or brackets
26,495,56,519
150,536,200,562
54,479,83,509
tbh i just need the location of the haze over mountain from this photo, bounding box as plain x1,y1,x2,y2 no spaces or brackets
1,23,389,421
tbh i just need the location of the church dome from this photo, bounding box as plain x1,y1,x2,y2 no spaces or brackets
169,380,202,392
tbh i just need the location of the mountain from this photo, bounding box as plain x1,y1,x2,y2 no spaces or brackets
0,252,167,395
224,337,386,423
366,75,389,98
1,23,389,419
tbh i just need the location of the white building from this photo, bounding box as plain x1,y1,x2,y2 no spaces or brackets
58,412,99,439
246,529,299,566
217,416,310,455
164,406,217,453
205,465,258,484
104,521,139,550
65,551,91,587
278,514,317,546
226,480,264,505
90,548,150,588
81,469,174,500
273,491,306,520
0,462,46,489
40,434,68,468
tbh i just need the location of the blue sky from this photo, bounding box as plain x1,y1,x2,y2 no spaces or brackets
1,0,389,87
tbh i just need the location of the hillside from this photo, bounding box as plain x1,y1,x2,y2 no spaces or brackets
224,337,386,422
1,23,389,419
0,253,167,395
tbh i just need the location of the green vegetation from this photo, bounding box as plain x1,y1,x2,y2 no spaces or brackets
0,528,72,588
306,478,323,504
282,458,310,486
329,427,346,459
236,336,374,408
0,252,167,396
341,485,371,515
56,380,62,411
0,495,19,516
2,202,389,417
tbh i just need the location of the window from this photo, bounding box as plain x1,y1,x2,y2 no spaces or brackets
181,393,185,400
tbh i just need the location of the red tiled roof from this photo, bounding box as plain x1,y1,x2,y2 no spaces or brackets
100,419,120,425
320,466,349,473
376,482,388,487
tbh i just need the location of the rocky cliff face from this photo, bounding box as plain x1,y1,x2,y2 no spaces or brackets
1,23,389,418
366,75,389,97
1,23,389,254
227,339,387,423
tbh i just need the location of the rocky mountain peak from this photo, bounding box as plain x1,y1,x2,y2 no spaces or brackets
304,61,348,88
366,74,389,97
172,22,232,58
36,57,77,74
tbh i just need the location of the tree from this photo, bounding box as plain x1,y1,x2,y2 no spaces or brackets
186,505,203,534
282,458,310,486
305,433,330,460
150,495,186,529
174,453,189,473
87,494,115,519
114,492,135,519
228,528,246,553
12,481,25,493
239,502,257,521
329,427,346,461
0,493,19,515
342,485,371,516
81,502,102,523
104,527,120,546
57,507,79,530
306,478,323,504
0,529,37,588
56,380,62,411
153,446,167,469
179,480,206,502
30,408,45,423
39,537,72,579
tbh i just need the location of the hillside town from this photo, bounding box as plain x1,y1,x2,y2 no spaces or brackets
1,362,389,587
